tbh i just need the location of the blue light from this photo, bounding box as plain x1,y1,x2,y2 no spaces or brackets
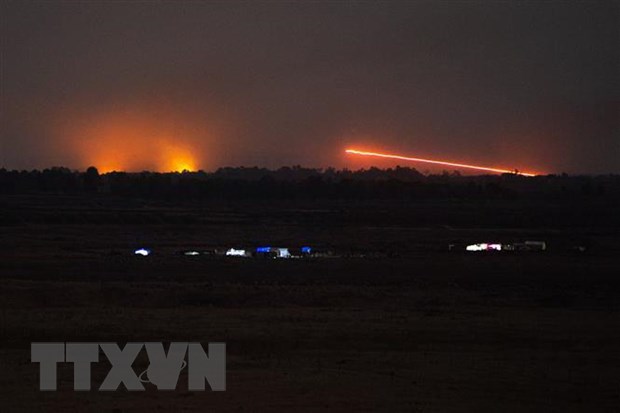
256,247,271,253
301,246,311,253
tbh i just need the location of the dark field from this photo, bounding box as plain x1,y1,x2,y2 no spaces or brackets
1,194,619,412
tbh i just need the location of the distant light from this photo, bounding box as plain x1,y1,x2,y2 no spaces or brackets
467,243,484,252
256,247,271,253
134,248,151,256
301,246,312,253
466,243,502,252
226,248,247,257
276,248,291,258
184,251,200,256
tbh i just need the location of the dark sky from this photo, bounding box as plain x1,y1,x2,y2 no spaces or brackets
1,1,618,174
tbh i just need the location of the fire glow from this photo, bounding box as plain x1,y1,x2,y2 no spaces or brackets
345,149,537,176
54,101,213,173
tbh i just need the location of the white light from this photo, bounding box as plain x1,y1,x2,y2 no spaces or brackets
276,248,291,258
134,248,151,256
466,243,501,252
226,248,247,257
184,251,200,256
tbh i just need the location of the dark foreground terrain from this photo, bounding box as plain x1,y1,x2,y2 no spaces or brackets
1,193,619,412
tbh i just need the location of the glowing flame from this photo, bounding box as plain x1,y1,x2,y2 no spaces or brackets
170,160,195,172
167,154,196,173
161,143,197,172
345,149,537,176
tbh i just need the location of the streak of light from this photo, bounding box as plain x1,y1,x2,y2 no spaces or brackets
345,149,537,176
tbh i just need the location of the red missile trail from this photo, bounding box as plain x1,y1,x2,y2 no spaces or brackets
345,149,537,176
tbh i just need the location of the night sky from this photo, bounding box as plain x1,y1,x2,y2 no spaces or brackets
1,1,618,174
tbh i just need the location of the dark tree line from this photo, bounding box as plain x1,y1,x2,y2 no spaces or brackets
0,166,619,201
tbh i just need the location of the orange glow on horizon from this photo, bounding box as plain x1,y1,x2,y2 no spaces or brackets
345,149,538,176
93,148,198,174
95,149,198,174
163,145,198,172
97,164,123,174
56,102,212,173
170,160,196,173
